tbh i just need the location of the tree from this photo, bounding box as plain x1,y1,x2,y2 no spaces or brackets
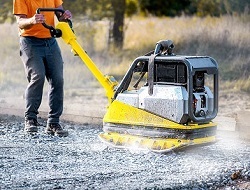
139,0,191,16
194,0,221,17
110,0,126,49
139,0,250,17
221,0,250,15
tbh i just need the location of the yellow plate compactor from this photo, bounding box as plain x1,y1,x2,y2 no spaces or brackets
38,8,219,153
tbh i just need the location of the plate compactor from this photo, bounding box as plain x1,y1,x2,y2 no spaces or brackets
38,8,219,153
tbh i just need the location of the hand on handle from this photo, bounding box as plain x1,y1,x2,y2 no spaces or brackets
30,13,46,24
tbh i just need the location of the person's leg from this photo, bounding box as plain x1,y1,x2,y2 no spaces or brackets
44,38,64,124
20,37,45,123
44,38,68,137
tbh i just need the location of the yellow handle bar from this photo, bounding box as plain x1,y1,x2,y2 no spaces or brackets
56,22,118,104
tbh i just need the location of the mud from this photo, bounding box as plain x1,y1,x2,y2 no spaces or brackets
0,115,249,190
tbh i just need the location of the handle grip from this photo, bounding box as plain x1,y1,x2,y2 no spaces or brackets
36,8,72,38
36,8,65,14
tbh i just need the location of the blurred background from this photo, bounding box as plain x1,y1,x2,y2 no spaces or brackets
0,0,249,103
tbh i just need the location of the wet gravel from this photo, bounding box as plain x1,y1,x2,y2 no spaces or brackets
0,115,249,190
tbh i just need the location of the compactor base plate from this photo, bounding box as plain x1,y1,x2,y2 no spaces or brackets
99,132,216,153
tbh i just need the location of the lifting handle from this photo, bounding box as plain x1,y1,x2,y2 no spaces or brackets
148,40,175,95
154,40,174,55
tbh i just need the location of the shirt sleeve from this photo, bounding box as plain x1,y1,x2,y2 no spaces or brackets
13,0,28,15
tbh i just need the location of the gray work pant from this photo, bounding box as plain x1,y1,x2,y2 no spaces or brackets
20,36,64,124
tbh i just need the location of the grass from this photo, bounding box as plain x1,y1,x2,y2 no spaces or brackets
0,15,250,98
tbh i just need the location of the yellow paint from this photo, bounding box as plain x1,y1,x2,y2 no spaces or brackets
104,100,216,130
99,132,216,152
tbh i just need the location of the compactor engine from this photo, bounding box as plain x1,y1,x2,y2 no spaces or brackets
113,40,218,125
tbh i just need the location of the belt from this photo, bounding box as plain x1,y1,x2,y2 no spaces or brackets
22,36,53,40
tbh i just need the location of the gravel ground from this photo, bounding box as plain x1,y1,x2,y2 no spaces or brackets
0,115,249,190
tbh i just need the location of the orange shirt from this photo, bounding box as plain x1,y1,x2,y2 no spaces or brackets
13,0,63,38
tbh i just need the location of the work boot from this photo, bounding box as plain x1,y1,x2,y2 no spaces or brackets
24,119,40,133
45,123,68,137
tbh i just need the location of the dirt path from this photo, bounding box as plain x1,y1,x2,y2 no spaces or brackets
218,90,250,117
0,87,108,124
